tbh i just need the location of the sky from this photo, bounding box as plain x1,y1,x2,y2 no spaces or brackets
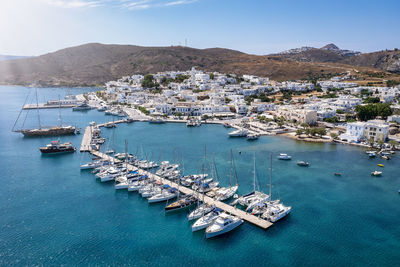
0,0,399,56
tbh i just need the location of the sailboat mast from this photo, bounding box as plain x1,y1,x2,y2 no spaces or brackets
35,88,41,129
58,95,62,127
269,153,272,202
253,153,256,192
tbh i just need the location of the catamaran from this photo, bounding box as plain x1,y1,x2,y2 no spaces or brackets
261,154,292,222
215,149,239,201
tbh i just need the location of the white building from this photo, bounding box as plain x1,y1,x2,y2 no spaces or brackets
340,120,389,142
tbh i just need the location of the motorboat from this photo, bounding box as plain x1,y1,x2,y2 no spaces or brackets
72,102,91,111
377,164,384,167
297,161,309,167
80,160,105,170
371,171,382,176
205,213,243,238
228,129,248,137
278,153,291,160
261,203,292,222
246,133,259,140
39,140,76,154
192,208,223,232
188,204,214,221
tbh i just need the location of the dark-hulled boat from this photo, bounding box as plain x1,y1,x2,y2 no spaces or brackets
19,126,76,136
165,195,197,212
40,140,76,154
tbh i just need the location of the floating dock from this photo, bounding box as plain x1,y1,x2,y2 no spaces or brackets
89,150,273,230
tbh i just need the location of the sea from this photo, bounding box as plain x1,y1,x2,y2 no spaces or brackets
0,85,399,266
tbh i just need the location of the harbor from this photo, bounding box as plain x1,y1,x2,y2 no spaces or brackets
2,86,400,266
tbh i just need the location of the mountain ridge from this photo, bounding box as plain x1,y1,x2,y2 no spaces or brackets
0,43,397,87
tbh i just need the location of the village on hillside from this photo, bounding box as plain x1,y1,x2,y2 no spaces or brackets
80,67,400,150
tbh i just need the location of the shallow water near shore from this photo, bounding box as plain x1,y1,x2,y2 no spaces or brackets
0,85,399,266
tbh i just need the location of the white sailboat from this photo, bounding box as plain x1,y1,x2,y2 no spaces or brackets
215,149,239,201
261,154,292,222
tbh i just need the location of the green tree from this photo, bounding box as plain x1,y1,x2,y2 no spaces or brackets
330,132,338,140
376,103,393,119
209,73,215,80
142,74,157,88
296,129,304,136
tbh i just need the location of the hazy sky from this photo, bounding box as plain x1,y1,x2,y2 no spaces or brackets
0,0,399,56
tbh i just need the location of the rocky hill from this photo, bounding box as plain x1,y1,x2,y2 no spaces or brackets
0,43,393,87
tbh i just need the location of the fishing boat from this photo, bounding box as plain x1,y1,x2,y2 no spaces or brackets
381,155,391,160
39,140,76,154
191,208,223,232
367,151,377,158
205,213,243,238
297,161,309,167
371,171,382,176
278,153,291,160
228,128,248,137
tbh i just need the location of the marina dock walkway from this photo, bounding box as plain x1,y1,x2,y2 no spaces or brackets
80,126,92,152
90,150,273,230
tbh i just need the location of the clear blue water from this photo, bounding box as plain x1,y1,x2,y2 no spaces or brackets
0,85,399,266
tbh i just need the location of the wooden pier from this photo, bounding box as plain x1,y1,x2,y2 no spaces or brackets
90,150,273,230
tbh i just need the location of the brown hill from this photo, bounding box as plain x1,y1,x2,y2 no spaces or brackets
0,43,388,87
340,50,400,73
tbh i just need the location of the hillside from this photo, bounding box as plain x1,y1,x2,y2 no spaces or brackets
340,50,400,73
0,43,384,87
272,44,400,73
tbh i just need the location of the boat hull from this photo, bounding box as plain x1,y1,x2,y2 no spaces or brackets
205,220,243,238
20,127,76,136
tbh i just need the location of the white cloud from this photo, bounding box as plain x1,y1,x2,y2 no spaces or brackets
42,0,103,8
120,0,151,10
39,0,198,10
164,0,197,7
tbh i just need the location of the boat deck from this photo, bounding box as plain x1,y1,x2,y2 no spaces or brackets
90,150,273,230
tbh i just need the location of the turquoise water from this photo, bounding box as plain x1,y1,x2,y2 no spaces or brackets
0,85,399,266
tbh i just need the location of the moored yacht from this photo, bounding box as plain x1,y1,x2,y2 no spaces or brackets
205,213,243,238
278,153,291,160
192,208,223,232
261,203,292,222
39,140,76,154
188,203,215,221
228,128,248,137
